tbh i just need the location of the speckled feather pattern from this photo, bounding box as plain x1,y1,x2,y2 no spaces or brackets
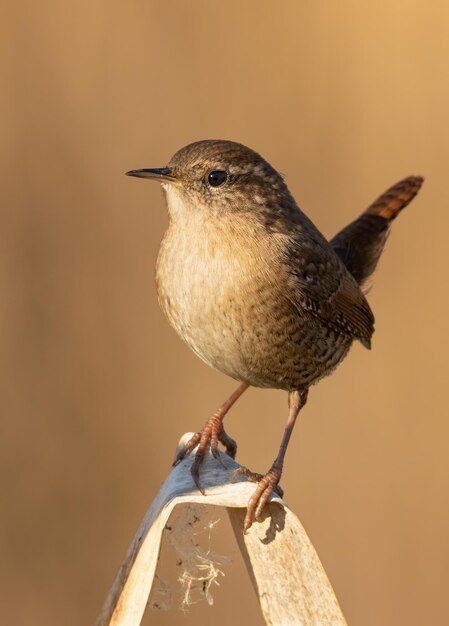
155,140,378,392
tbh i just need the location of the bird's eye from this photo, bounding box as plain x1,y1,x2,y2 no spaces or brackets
304,272,316,285
207,170,228,187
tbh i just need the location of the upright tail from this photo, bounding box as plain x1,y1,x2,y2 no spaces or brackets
330,176,424,289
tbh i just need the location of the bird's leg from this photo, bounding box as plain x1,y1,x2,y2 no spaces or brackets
242,387,308,533
174,382,250,492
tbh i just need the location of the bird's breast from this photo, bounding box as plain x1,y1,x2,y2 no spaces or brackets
155,213,352,390
156,214,269,381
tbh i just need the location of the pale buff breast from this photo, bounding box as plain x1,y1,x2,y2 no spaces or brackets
156,207,272,383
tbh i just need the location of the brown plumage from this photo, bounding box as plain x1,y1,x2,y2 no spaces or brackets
331,175,424,287
126,140,424,532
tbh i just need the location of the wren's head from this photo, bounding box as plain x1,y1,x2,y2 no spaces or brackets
126,140,298,225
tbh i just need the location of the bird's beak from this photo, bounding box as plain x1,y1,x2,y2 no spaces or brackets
125,167,176,182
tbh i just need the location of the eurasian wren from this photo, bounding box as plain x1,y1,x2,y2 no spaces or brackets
127,140,423,532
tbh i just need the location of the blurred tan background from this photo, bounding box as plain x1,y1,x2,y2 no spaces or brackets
2,1,449,624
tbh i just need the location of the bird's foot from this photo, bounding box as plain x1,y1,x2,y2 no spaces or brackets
232,466,284,498
233,464,284,533
173,415,237,493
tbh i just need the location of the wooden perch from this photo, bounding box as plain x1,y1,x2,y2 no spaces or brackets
97,433,347,626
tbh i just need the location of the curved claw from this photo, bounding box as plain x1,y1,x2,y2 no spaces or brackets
211,445,228,469
219,431,237,459
173,417,238,494
243,465,283,533
190,454,206,495
173,432,202,466
172,382,247,491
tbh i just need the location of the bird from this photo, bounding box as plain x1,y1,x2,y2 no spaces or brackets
126,140,423,532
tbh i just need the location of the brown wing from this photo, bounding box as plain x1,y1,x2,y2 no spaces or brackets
285,235,375,348
330,176,424,287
